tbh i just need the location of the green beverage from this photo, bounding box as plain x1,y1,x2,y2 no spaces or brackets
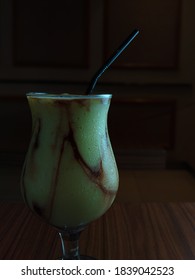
21,93,119,230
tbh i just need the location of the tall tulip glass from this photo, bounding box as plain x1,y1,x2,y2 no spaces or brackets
21,93,119,259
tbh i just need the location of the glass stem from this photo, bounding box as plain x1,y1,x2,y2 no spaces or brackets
59,230,81,260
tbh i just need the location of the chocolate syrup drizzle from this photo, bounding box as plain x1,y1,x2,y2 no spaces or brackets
47,121,116,220
21,118,41,207
22,102,117,222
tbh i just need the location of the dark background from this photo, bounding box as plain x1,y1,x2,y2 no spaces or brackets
0,0,194,170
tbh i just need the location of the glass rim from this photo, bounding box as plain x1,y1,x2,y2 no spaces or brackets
26,92,112,99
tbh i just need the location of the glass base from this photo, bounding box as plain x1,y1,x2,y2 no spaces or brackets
80,255,96,260
58,229,96,260
58,255,96,260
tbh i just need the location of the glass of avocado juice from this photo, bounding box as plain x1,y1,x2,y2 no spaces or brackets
21,92,119,259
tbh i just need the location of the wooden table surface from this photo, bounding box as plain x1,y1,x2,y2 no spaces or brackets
0,201,194,260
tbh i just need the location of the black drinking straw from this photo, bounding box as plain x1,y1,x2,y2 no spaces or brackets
86,29,139,95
